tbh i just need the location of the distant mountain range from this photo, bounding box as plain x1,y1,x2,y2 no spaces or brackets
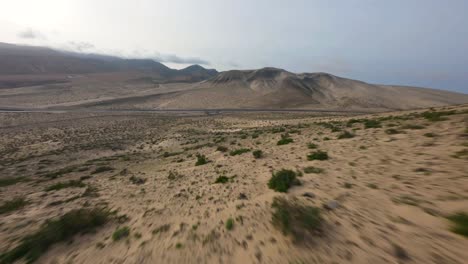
0,42,217,82
0,42,467,111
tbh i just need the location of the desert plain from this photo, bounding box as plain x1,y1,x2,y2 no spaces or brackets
1,104,467,264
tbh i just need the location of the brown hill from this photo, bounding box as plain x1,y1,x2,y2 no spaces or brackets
156,67,468,111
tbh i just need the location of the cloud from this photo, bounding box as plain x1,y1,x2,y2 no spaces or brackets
17,28,46,40
127,49,210,65
66,41,95,52
149,53,209,65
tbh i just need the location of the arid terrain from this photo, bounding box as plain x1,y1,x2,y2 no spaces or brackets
1,104,467,264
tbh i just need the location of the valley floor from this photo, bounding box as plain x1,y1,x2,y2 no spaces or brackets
0,105,468,264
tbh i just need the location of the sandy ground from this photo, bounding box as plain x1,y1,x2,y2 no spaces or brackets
0,105,467,264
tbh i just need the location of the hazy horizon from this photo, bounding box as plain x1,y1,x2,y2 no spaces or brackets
1,0,467,93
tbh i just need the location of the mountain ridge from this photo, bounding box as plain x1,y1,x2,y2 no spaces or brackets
0,42,217,79
0,42,467,111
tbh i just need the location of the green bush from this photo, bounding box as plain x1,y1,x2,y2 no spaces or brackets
346,119,361,127
268,169,298,192
0,209,109,263
195,154,209,166
225,218,234,230
43,166,79,179
303,166,324,174
307,143,318,149
447,212,468,237
252,150,263,159
277,133,293,145
0,197,28,215
0,176,26,187
422,110,456,122
214,176,229,184
271,197,322,240
364,119,381,129
112,226,130,241
307,150,329,161
229,148,250,156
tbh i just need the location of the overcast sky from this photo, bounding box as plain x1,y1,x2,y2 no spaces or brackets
0,0,467,93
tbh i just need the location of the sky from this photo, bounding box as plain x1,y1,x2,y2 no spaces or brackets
0,0,467,93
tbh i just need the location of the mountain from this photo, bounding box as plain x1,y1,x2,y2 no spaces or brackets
0,42,216,82
0,42,466,111
155,67,468,111
177,65,218,82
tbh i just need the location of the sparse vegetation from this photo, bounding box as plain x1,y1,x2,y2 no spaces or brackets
82,185,99,197
195,154,209,166
163,151,183,157
271,127,286,133
303,166,324,174
42,165,80,179
364,119,381,129
401,124,425,130
422,110,456,122
112,226,130,241
129,176,146,185
0,197,28,215
91,166,114,174
347,119,361,127
225,218,234,230
271,197,322,240
0,208,109,263
277,133,293,145
168,170,183,181
424,132,436,137
307,142,318,149
268,169,299,192
216,146,228,152
307,150,329,161
452,149,468,159
229,148,250,156
447,212,468,237
152,224,171,235
45,180,85,192
214,175,229,184
252,150,263,159
0,176,27,187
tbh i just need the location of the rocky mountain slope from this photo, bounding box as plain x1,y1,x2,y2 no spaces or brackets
157,68,468,111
